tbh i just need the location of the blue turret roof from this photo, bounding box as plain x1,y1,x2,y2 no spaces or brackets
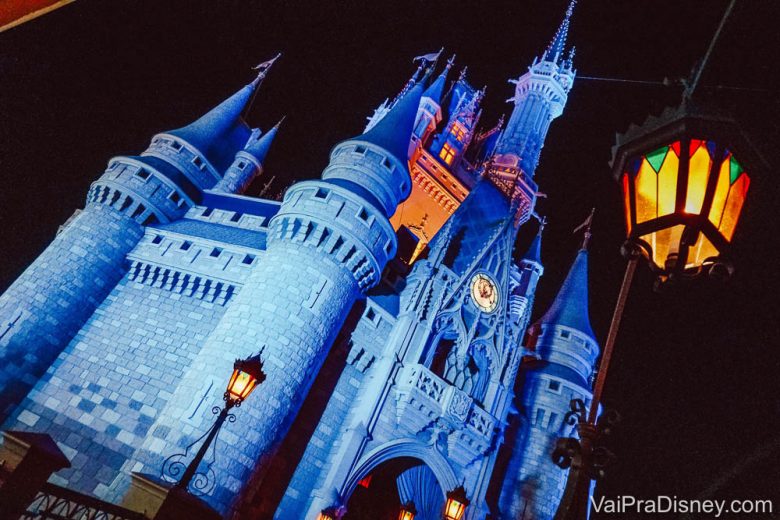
243,119,281,164
167,82,256,173
522,228,543,265
539,247,594,339
423,60,451,105
542,0,576,63
354,80,424,162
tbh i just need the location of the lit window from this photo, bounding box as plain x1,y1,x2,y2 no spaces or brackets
451,125,466,142
439,143,456,165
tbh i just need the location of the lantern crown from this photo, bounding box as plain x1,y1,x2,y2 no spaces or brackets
611,100,766,280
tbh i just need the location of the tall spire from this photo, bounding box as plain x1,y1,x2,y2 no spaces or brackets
244,117,284,164
423,54,454,104
522,217,545,266
542,0,576,63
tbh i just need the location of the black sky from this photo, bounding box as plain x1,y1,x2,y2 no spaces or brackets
1,0,779,515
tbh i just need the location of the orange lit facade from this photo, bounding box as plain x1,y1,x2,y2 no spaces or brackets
389,70,499,262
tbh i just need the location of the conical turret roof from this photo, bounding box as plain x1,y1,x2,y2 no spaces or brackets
243,119,282,164
353,80,425,162
538,246,594,339
167,81,256,173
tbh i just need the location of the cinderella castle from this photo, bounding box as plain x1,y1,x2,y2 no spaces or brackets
0,2,602,519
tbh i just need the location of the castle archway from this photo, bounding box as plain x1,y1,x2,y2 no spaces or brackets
339,440,458,520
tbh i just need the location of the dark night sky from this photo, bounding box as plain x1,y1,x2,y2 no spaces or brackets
1,0,779,515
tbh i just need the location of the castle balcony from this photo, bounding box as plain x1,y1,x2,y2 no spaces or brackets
393,364,497,463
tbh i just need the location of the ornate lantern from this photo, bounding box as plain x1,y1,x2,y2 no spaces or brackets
318,506,345,520
398,501,417,520
226,353,266,404
611,102,762,285
443,485,469,520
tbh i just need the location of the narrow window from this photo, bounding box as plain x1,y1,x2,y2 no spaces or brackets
354,145,366,155
180,241,192,251
314,188,329,199
230,212,242,222
358,208,369,221
548,380,561,392
151,235,163,245
237,161,247,169
210,247,222,258
202,207,213,217
169,191,181,204
171,141,182,151
382,157,393,170
365,308,376,322
560,330,571,339
136,169,150,180
439,142,456,165
242,254,255,265
192,156,204,169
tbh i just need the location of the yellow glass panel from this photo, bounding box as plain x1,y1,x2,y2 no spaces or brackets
657,148,678,216
634,159,657,224
228,371,252,400
718,173,750,241
641,225,683,270
688,234,719,268
707,157,730,228
622,173,632,233
685,144,711,214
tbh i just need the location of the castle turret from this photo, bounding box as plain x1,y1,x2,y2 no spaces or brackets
488,0,576,225
412,55,453,143
124,78,424,512
214,118,282,194
0,71,271,421
497,235,599,520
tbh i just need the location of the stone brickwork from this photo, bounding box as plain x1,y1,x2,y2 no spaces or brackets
0,205,143,422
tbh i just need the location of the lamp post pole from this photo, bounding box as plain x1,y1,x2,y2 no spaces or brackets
173,399,237,492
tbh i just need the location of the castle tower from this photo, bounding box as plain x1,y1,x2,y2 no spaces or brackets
497,238,599,520
122,77,425,512
214,119,281,194
0,72,269,422
489,0,576,224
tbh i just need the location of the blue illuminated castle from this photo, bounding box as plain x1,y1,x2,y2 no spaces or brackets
0,2,601,518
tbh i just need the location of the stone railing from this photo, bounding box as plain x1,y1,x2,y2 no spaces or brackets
395,364,497,446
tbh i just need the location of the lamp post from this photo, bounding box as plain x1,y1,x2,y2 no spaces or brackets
443,485,470,520
161,353,266,495
551,1,766,518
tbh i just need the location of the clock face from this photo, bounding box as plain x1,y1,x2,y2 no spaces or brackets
470,273,498,313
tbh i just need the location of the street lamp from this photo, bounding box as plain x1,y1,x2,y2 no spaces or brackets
162,353,266,495
552,2,766,518
443,485,469,520
613,105,756,287
399,501,417,520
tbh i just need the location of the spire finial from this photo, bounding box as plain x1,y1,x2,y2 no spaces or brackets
573,207,595,250
538,215,547,236
458,66,468,82
251,52,281,87
446,54,456,70
272,115,286,130
543,0,576,63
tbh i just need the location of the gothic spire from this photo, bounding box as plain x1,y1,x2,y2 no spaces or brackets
423,54,454,105
542,0,576,64
522,218,545,266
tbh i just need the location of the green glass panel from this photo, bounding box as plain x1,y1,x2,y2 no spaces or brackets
730,156,743,184
645,146,668,173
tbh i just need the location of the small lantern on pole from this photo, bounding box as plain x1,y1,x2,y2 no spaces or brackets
398,501,417,520
443,485,469,520
161,352,266,495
